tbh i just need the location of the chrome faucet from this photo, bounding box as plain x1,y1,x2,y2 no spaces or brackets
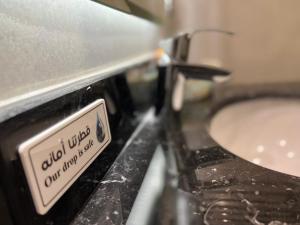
169,30,234,111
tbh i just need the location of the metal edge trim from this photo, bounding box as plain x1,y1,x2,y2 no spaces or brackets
0,52,155,123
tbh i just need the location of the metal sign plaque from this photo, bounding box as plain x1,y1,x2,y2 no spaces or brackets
19,99,111,215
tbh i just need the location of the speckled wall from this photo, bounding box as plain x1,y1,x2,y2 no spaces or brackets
224,0,300,85
171,0,300,85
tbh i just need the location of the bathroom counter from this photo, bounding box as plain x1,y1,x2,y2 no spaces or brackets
158,94,300,225
71,86,300,225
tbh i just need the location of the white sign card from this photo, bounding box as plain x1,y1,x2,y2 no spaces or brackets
19,99,111,214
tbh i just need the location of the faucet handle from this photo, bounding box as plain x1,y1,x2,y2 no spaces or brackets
172,61,231,80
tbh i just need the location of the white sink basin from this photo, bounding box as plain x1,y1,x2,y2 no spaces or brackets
210,98,300,177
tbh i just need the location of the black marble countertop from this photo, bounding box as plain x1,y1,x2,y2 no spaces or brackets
72,87,300,225
71,110,165,225
157,90,300,225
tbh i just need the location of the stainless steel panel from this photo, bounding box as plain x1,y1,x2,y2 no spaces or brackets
0,0,159,120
